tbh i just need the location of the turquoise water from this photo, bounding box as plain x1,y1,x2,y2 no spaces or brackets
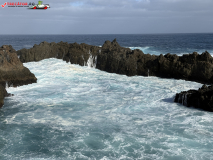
1,58,212,159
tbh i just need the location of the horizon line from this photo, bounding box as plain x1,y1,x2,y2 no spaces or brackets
0,32,213,35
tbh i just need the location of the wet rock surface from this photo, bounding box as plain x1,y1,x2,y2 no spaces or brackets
0,45,37,108
174,85,213,112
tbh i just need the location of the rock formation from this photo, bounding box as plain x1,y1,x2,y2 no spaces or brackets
17,41,100,66
0,45,37,108
96,39,157,76
17,39,213,111
18,39,213,84
97,40,213,83
174,84,213,112
0,84,9,107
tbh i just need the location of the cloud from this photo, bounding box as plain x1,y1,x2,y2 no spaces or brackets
1,0,213,34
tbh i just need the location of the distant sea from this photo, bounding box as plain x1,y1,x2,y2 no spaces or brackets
0,34,213,160
1,33,213,56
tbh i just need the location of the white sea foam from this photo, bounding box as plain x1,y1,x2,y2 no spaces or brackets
129,46,162,55
130,47,213,57
23,44,33,49
87,50,97,68
1,58,213,160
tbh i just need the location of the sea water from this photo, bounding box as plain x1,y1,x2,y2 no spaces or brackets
1,58,213,160
1,34,213,159
1,34,213,56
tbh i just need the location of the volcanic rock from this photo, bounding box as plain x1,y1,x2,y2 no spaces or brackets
174,84,213,112
17,39,213,84
96,39,157,76
0,84,8,107
16,39,213,111
0,45,37,108
17,41,101,66
97,40,213,84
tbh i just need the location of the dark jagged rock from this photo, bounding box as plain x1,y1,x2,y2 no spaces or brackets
0,45,37,108
0,84,8,107
17,39,213,84
0,45,37,87
17,41,101,66
64,43,100,66
97,40,213,84
97,39,157,76
174,84,213,112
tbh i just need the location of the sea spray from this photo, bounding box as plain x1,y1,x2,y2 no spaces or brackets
87,50,97,68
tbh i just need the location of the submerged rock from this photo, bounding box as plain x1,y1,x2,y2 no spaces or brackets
174,85,213,112
0,45,37,107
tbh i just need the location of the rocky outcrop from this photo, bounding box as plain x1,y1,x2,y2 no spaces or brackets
17,41,100,66
96,39,158,76
15,39,213,111
0,45,37,107
0,84,8,107
97,40,213,84
17,39,213,84
174,85,213,112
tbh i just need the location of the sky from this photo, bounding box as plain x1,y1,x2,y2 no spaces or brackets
0,0,213,34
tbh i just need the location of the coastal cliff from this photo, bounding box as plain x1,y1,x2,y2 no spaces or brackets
0,45,37,108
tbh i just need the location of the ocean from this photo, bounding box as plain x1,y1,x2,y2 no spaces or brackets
0,34,213,159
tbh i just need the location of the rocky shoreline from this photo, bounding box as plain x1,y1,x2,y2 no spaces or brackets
0,45,37,107
18,39,213,84
1,39,213,111
174,84,213,112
